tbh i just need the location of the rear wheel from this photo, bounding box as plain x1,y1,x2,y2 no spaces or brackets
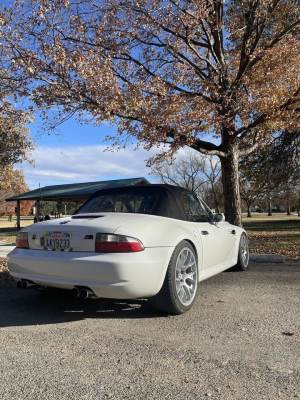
235,233,249,271
149,241,198,314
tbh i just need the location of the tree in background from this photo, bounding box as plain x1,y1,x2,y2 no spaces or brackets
39,201,78,217
0,166,33,216
1,0,300,225
0,56,34,167
152,151,207,194
200,156,223,213
239,158,272,217
290,184,300,216
239,129,300,216
152,151,223,212
0,112,34,167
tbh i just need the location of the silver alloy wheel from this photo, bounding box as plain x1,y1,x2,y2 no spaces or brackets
241,234,249,267
175,247,197,306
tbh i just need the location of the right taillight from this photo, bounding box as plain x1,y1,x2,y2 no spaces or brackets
16,232,30,249
95,234,144,253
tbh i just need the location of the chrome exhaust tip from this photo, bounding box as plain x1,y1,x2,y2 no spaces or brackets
79,288,95,299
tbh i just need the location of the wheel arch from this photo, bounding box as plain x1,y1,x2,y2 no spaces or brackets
183,239,199,269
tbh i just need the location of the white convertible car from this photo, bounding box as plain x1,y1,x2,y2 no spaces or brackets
8,184,249,314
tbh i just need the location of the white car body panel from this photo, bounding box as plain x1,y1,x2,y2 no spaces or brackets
8,246,174,298
8,198,246,300
192,221,239,269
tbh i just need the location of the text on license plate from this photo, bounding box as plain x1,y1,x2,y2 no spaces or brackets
44,231,72,251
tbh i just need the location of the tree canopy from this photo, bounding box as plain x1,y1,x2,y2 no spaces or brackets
0,113,34,167
1,0,299,225
0,56,34,166
0,165,32,216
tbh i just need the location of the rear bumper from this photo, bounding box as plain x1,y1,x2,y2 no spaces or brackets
7,247,174,299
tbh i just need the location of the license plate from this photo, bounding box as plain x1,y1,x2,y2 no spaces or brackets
44,231,72,251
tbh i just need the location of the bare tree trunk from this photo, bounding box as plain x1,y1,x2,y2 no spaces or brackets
220,147,242,227
247,204,252,217
268,199,272,216
212,187,221,213
286,201,291,216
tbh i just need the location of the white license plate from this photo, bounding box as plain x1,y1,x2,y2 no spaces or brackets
44,231,72,251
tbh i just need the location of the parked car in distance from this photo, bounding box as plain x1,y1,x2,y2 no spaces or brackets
8,184,249,314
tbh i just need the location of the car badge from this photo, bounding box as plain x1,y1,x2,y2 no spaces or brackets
32,234,36,240
84,235,93,240
59,220,70,224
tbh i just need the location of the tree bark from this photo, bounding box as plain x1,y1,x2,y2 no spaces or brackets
220,144,242,226
268,199,272,216
247,204,252,217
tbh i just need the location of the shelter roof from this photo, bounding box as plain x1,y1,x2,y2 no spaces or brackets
6,177,150,203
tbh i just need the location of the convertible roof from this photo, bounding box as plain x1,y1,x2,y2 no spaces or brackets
83,184,195,221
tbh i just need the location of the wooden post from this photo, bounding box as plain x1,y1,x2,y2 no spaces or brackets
17,200,21,229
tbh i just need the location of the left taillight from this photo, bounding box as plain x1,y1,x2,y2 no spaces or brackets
16,232,30,249
95,234,144,253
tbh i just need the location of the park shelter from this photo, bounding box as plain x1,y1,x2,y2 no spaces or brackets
5,177,150,228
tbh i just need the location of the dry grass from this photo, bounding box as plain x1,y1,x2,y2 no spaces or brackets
0,258,14,284
0,217,34,229
0,233,17,244
0,235,17,244
243,217,300,259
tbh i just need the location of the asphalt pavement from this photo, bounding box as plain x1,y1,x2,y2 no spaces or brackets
0,242,15,258
0,260,299,400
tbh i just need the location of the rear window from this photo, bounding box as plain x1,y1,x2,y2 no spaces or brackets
76,192,158,214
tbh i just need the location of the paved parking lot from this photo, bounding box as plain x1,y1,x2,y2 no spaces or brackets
0,261,299,400
0,242,15,258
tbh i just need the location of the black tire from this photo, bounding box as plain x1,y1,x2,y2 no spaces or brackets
149,241,198,314
234,233,250,271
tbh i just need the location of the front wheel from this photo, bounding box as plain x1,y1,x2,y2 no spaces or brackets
149,241,198,314
235,233,250,271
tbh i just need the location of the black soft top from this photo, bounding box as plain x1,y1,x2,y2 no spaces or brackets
76,184,196,221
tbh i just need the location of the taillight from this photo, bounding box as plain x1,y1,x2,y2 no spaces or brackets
16,232,30,249
95,234,144,253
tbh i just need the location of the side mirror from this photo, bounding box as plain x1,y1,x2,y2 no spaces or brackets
214,213,225,223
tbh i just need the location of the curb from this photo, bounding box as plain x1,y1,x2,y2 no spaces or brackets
249,254,285,263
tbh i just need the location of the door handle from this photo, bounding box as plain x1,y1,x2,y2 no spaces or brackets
201,231,209,235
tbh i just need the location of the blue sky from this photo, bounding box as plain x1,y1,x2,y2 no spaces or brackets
17,116,163,190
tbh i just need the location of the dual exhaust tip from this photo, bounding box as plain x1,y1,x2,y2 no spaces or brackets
17,280,38,290
17,280,96,299
71,287,96,299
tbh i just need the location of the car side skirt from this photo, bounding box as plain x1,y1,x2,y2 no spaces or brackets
198,257,238,282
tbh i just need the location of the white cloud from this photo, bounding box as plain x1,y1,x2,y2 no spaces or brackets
17,144,160,189
17,142,219,190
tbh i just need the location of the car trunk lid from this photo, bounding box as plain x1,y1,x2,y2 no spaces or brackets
25,213,152,252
